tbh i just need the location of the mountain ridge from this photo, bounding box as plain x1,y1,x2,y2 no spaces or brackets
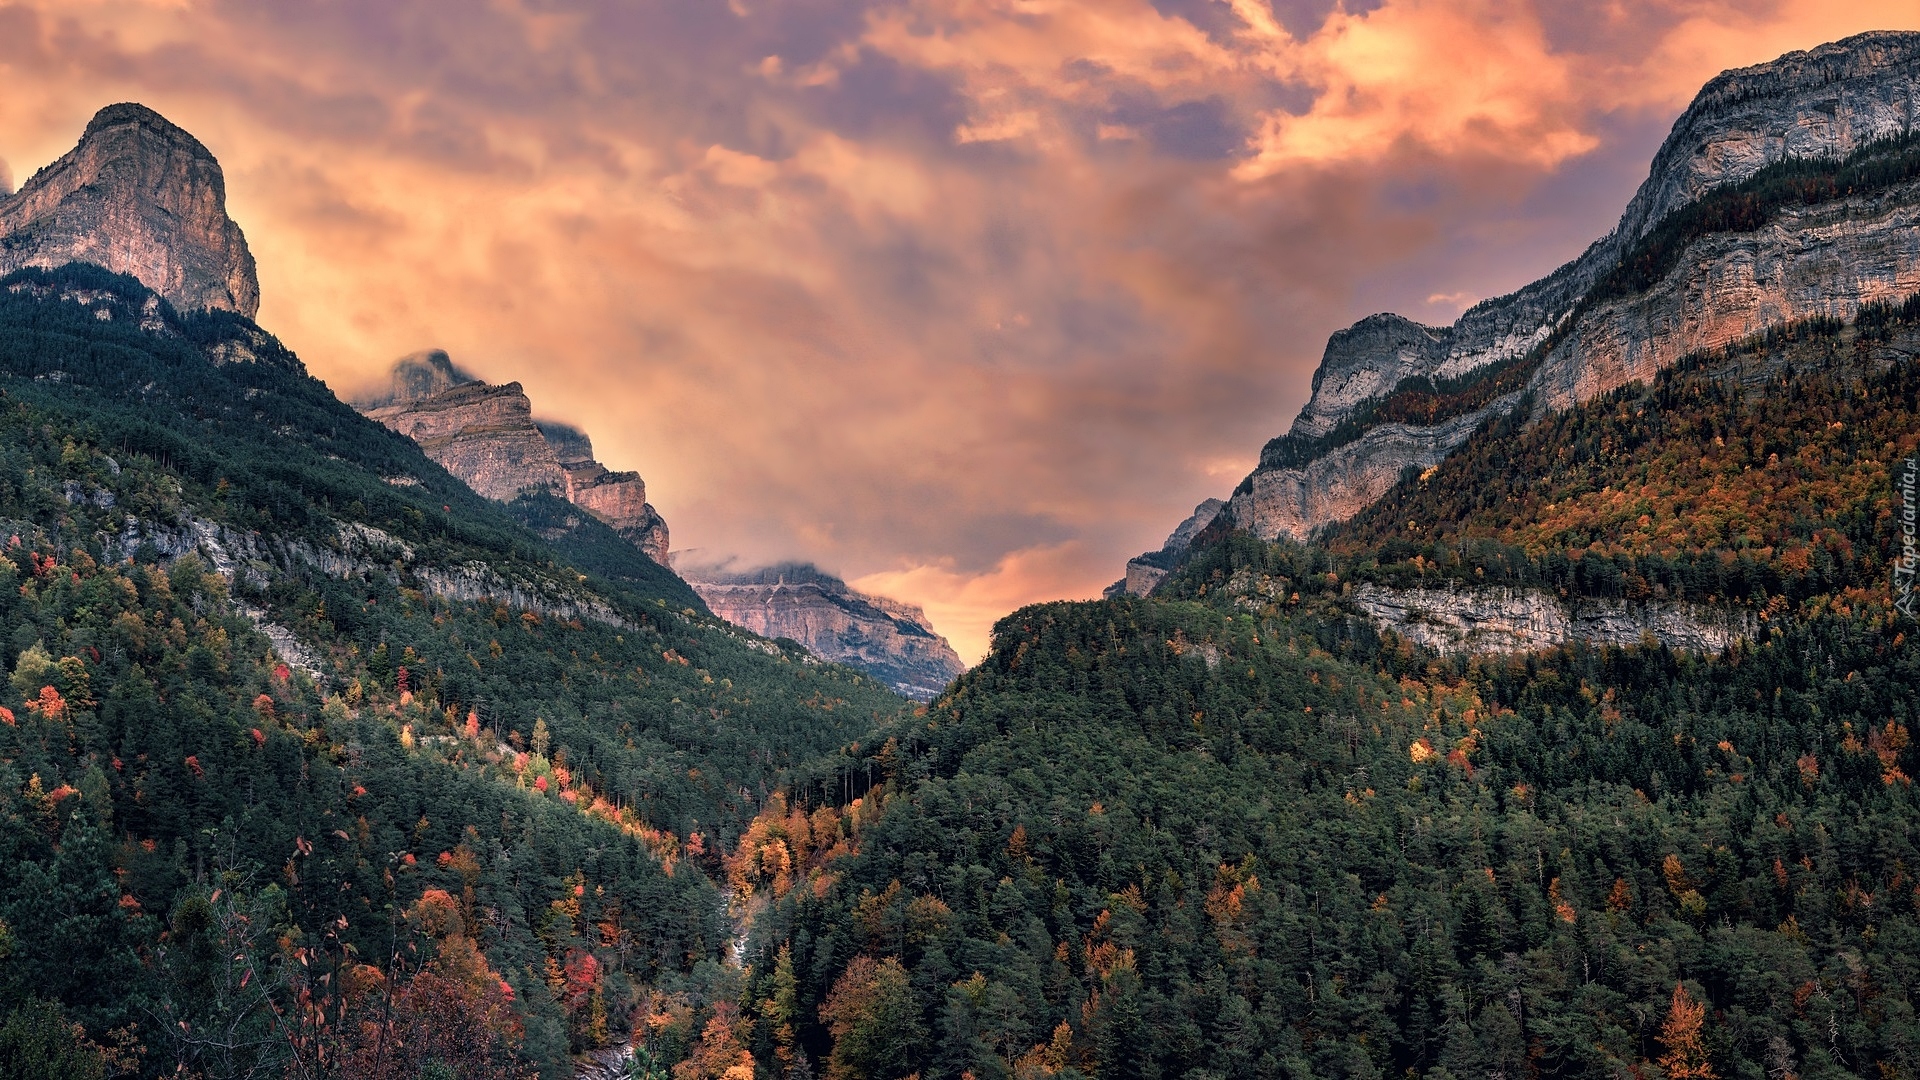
682,561,967,700
1121,30,1920,588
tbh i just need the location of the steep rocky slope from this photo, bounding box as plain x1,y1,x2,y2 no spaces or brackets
684,563,965,700
0,103,258,316
355,353,671,564
1144,32,1920,553
538,420,670,565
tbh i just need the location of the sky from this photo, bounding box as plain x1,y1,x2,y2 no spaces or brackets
0,0,1915,662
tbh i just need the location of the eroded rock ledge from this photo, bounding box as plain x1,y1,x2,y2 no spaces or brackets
1347,583,1755,655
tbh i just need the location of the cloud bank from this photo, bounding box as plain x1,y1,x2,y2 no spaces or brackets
0,0,1913,660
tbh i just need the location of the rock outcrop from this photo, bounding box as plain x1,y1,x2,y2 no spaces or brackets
0,103,259,316
1109,498,1226,597
355,353,670,564
1194,31,1920,544
355,349,477,409
685,563,966,700
537,421,670,565
1347,584,1754,656
362,379,571,502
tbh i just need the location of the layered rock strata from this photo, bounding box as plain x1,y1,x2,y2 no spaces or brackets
363,380,570,503
355,354,670,564
1347,585,1755,656
1194,32,1920,544
537,421,669,565
0,103,259,316
686,563,966,700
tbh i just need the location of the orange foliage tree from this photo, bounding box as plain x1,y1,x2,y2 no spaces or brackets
1657,984,1716,1080
281,888,531,1079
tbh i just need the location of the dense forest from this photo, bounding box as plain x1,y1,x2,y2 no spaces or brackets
720,316,1920,1080
0,265,912,1078
6,159,1920,1080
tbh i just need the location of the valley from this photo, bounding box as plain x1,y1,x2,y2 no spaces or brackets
0,27,1918,1080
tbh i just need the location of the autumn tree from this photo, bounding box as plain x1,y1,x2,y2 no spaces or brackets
820,955,923,1080
1657,984,1716,1080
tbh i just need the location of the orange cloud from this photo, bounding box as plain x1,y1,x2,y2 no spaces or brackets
0,0,1914,661
853,542,1112,664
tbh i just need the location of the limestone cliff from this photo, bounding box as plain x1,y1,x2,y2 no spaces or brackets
1345,584,1754,656
362,380,570,503
355,355,671,565
536,421,670,565
0,103,259,316
685,563,966,700
1198,31,1920,544
1108,498,1225,597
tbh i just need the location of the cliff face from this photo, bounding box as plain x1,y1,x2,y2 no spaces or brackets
363,380,571,502
356,357,672,565
1206,31,1920,544
1109,498,1226,597
0,103,259,317
537,421,670,565
685,563,966,700
1346,584,1754,655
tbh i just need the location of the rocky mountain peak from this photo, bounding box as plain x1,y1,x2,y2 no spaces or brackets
1617,31,1920,250
358,353,672,565
1165,30,1920,552
0,103,259,317
354,349,477,410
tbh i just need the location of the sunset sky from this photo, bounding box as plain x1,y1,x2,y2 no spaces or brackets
1,0,1915,660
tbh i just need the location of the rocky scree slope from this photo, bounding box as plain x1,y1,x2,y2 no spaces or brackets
684,562,966,700
0,103,258,317
1124,30,1920,588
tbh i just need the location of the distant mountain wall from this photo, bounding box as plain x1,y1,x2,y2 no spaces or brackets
684,562,966,700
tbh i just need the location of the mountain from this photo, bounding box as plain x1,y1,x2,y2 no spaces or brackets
357,359,959,697
537,420,671,568
354,352,672,566
683,562,966,700
0,103,258,317
0,105,917,1079
716,34,1920,1080
11,34,1920,1080
1120,30,1920,589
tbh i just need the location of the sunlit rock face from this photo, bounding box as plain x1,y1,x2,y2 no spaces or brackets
685,563,966,700
363,380,571,503
0,103,259,317
1198,31,1920,544
356,355,671,564
537,421,670,566
1346,585,1755,656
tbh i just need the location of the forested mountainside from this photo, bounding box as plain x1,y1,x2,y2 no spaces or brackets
1121,31,1920,585
0,264,913,1078
717,303,1920,1079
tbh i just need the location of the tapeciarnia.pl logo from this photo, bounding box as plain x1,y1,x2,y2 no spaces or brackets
1899,455,1918,617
